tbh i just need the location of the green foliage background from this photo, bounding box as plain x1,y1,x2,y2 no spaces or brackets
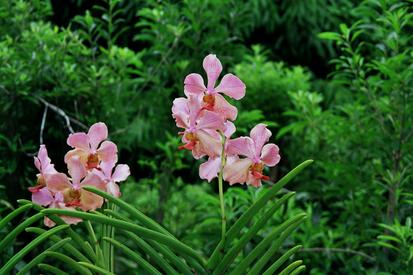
0,0,412,273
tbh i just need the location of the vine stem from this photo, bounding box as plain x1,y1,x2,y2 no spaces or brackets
218,134,227,243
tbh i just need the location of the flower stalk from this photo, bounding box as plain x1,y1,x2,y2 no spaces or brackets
218,135,227,242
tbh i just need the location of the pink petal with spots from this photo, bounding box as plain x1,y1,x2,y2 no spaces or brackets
32,187,54,206
88,122,108,151
250,123,272,153
260,143,280,167
67,132,89,150
199,157,221,182
112,164,130,182
226,137,255,159
184,73,206,96
203,54,222,89
215,74,246,100
223,158,252,185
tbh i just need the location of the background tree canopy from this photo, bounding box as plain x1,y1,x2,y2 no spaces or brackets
1,0,412,273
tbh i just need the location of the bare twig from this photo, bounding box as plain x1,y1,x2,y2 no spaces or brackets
35,96,88,133
300,247,375,262
39,104,48,144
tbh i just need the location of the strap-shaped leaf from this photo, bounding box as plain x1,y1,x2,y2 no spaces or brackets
279,260,303,275
104,209,178,275
83,186,173,237
103,237,162,275
289,265,306,275
17,237,71,275
213,192,295,275
0,204,32,231
208,160,313,269
223,213,306,275
0,224,69,274
23,201,97,261
262,245,302,275
43,251,92,275
42,209,205,265
0,212,44,251
248,217,306,275
25,227,91,263
38,263,68,275
78,262,115,275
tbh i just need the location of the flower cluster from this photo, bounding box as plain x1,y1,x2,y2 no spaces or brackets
28,122,130,227
172,54,280,187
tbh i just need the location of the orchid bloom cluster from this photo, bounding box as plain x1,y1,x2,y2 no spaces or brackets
172,54,281,187
28,122,130,227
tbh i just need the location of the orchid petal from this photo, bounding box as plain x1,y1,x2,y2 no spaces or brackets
246,173,262,187
260,143,280,167
197,110,224,131
80,189,104,211
107,181,121,198
215,73,246,100
203,54,222,89
32,187,54,206
67,156,86,186
224,121,236,138
67,132,89,150
213,94,238,121
46,173,72,193
112,164,130,182
223,158,252,185
88,122,108,151
226,137,255,159
184,73,206,96
199,157,221,182
196,129,222,158
97,141,118,164
64,148,89,165
250,123,272,154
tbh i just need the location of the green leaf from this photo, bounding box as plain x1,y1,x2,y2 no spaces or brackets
78,262,114,275
38,263,68,275
218,192,296,274
17,237,72,275
279,260,303,275
42,209,205,266
262,245,302,275
0,224,69,274
43,251,92,275
0,204,32,232
103,237,162,275
208,160,313,269
318,32,341,41
0,212,44,251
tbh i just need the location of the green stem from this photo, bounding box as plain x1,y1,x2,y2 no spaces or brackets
218,134,227,243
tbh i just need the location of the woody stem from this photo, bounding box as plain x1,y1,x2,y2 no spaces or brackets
218,135,227,243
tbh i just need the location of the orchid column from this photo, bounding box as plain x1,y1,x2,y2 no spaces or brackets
172,54,281,243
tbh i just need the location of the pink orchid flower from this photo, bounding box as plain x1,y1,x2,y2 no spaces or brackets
223,124,280,187
172,95,224,159
44,192,83,227
184,54,246,121
47,156,105,211
28,145,55,206
94,161,130,198
199,121,236,182
65,122,118,170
